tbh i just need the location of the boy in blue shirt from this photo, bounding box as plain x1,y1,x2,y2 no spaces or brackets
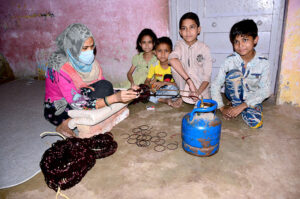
211,19,271,128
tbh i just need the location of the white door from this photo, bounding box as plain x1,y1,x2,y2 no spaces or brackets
169,0,285,94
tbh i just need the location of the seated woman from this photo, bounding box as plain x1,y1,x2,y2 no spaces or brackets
44,23,138,137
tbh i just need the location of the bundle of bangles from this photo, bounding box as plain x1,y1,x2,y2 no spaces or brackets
40,132,117,194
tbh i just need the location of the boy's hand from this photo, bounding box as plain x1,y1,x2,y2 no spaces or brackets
220,103,248,119
150,79,156,85
220,107,233,120
150,88,156,93
226,103,248,118
152,81,165,90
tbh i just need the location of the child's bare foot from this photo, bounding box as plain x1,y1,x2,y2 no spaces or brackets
168,98,183,108
56,119,76,137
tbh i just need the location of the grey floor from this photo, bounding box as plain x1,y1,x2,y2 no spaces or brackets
0,84,300,199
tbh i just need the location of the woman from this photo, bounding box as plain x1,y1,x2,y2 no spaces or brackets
44,23,138,137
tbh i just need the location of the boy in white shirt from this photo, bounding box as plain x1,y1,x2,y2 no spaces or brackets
169,12,213,106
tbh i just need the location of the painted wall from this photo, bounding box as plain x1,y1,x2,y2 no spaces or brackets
276,0,300,106
1,0,299,107
0,0,169,82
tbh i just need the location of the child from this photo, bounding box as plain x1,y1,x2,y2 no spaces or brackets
169,12,212,106
211,19,271,128
144,37,180,108
116,29,158,89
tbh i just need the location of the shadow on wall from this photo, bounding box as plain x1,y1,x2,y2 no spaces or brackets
0,54,15,84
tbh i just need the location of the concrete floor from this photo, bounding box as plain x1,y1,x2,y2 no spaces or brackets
1,99,300,199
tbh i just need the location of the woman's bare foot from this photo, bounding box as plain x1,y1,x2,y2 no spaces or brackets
56,118,76,137
168,98,183,108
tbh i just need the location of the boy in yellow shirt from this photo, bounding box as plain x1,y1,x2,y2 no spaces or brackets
144,37,180,108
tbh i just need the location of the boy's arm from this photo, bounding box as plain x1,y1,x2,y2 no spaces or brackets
152,81,176,90
169,58,197,92
211,63,227,109
213,70,245,118
145,78,157,93
245,60,271,107
165,81,177,86
169,42,197,93
144,78,151,86
197,81,209,96
224,103,248,118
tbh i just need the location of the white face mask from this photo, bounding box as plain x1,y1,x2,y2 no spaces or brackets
78,50,95,65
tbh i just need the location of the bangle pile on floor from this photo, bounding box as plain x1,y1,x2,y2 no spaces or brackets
121,125,179,152
40,132,117,192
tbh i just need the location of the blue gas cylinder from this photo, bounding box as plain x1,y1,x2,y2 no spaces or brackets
182,99,222,157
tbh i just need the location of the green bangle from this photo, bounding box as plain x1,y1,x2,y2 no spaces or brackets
104,97,110,107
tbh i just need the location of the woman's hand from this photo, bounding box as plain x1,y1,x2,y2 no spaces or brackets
115,90,139,103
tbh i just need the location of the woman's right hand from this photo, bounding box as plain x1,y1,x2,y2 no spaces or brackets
115,90,139,103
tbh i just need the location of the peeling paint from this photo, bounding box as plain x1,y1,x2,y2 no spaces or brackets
11,11,54,19
277,0,300,107
183,142,218,157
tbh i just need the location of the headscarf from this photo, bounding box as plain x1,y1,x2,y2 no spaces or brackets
48,23,94,72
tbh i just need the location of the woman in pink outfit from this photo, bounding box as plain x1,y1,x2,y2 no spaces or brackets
44,23,138,137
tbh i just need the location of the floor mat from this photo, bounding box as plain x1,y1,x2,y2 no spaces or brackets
0,79,59,189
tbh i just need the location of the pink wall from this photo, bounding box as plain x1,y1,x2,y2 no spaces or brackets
0,0,169,81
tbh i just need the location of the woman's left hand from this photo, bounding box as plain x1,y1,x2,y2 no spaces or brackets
115,90,139,103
